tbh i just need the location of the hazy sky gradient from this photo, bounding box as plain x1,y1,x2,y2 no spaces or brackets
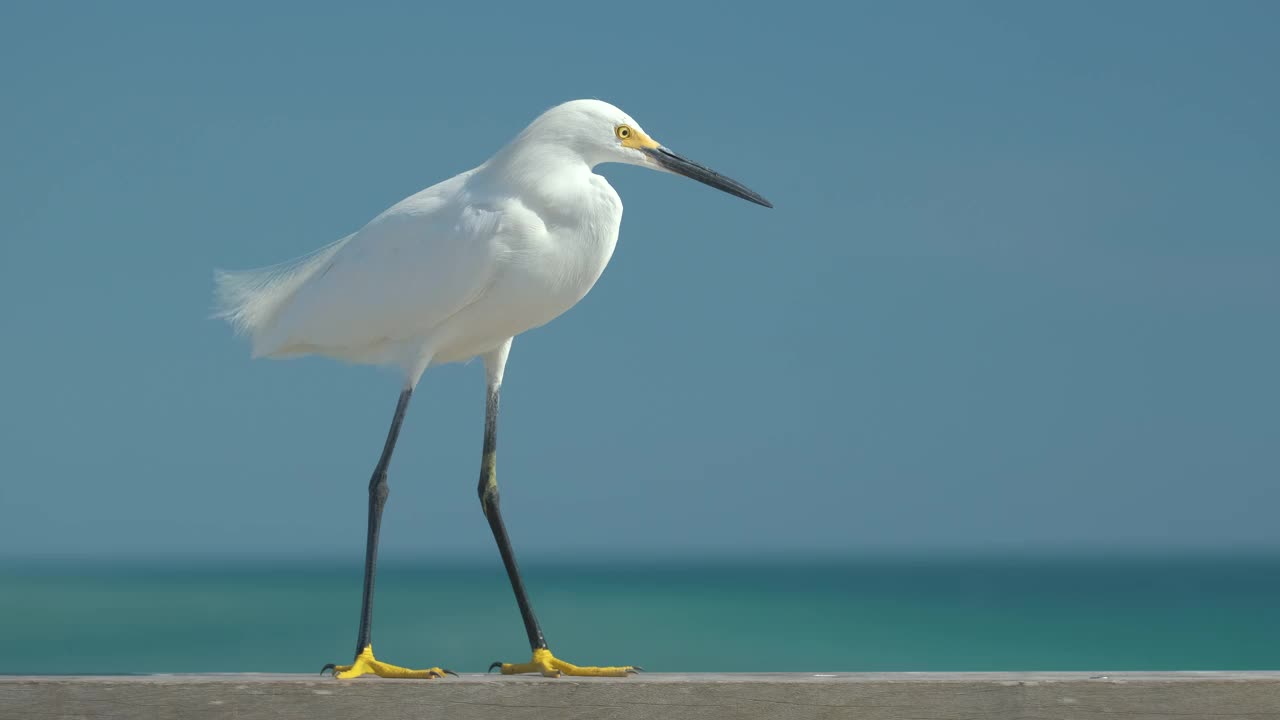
2,1,1277,559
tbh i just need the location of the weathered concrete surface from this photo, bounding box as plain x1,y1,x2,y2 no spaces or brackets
3,672,1280,720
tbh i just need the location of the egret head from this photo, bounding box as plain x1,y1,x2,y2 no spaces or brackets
519,99,772,208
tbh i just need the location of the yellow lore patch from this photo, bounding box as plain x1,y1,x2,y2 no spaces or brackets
618,125,660,150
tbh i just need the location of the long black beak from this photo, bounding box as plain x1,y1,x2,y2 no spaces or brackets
643,146,773,208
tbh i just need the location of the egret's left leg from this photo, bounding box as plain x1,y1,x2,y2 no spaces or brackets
321,388,453,680
477,342,641,678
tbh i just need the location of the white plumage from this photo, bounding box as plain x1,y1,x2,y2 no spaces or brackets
215,100,634,384
215,98,770,386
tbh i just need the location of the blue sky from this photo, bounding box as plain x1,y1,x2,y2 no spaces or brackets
1,1,1277,559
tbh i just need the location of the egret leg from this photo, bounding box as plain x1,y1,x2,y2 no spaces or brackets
322,388,452,680
479,379,640,678
477,384,546,651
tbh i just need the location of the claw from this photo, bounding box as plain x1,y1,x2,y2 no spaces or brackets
627,666,645,673
321,648,447,679
488,661,504,673
444,669,459,677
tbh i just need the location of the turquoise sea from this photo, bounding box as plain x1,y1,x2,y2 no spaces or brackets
2,555,1277,675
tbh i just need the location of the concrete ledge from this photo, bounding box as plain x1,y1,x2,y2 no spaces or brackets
4,672,1280,720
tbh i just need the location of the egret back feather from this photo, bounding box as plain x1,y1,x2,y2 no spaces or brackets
212,234,355,357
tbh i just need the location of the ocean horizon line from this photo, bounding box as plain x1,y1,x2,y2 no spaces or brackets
4,546,1279,570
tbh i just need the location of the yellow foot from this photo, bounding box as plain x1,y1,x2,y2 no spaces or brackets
322,646,455,679
490,648,642,678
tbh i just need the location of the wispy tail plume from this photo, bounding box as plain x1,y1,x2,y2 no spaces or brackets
213,234,354,357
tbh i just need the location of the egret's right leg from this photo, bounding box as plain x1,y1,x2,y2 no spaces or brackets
477,341,641,677
322,388,452,680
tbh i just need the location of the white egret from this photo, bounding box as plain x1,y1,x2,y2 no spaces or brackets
214,99,771,678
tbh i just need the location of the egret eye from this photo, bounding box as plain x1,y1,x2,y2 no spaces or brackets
616,125,632,140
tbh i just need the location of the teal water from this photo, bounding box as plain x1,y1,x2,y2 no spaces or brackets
3,555,1277,674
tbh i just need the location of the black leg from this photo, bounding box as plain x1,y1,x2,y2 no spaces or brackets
476,382,548,652
320,387,452,679
353,387,413,658
478,349,639,678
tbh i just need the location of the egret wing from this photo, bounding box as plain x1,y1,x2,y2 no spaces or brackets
250,182,504,360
